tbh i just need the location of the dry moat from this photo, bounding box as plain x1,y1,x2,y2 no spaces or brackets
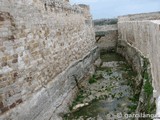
64,51,140,120
0,1,159,119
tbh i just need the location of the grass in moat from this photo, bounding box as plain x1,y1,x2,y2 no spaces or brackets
63,52,139,120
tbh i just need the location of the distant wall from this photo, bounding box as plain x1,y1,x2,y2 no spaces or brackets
0,0,97,119
118,11,160,22
94,20,118,50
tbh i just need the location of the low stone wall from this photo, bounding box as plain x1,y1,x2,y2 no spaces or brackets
95,24,118,51
95,24,117,31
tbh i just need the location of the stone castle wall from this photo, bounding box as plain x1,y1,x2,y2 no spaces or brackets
118,20,160,97
0,0,97,119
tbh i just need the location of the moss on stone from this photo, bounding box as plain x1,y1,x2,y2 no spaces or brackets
141,57,155,114
144,79,153,97
100,52,125,62
142,58,153,98
128,104,137,112
89,75,97,84
129,93,139,103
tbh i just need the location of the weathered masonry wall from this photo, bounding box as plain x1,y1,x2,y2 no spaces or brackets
118,20,160,96
95,24,118,50
117,14,160,116
117,40,156,115
0,0,97,119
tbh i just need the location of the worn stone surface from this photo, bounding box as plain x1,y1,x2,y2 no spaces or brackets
117,16,159,117
117,41,156,116
64,52,139,120
94,24,118,50
118,20,160,95
0,0,97,119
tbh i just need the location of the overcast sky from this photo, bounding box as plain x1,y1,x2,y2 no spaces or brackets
70,0,160,19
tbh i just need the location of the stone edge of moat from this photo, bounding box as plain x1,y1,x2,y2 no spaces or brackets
117,40,156,117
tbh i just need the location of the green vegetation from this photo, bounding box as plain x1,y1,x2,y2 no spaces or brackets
128,104,137,112
94,18,118,26
89,75,97,84
99,67,113,75
88,72,103,84
118,62,132,71
100,52,125,62
128,70,137,77
107,68,112,75
66,52,156,120
142,58,153,98
141,58,155,114
143,70,149,80
121,68,137,91
97,66,112,72
144,78,153,97
128,91,139,112
70,90,85,110
129,93,139,103
150,99,156,113
143,75,153,114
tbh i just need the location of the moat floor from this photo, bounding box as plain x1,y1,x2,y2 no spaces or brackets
64,52,138,120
